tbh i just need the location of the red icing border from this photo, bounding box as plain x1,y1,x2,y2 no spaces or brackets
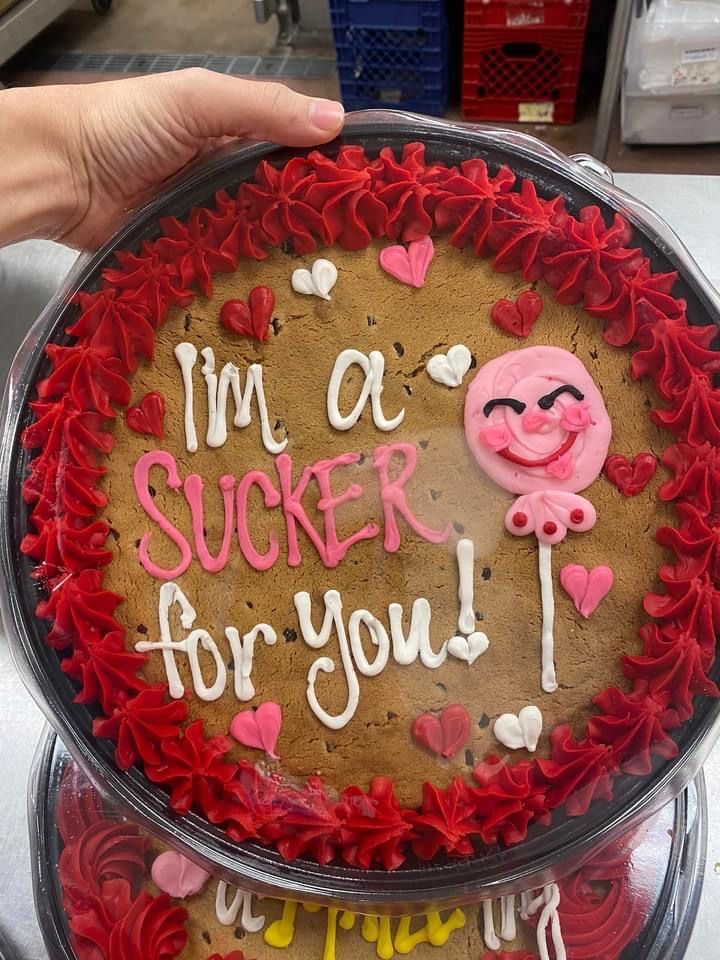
21,142,720,869
55,767,647,960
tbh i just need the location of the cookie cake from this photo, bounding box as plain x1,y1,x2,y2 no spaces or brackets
16,135,720,874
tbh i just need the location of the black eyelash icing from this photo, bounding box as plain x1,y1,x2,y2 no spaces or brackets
483,397,527,417
537,384,585,410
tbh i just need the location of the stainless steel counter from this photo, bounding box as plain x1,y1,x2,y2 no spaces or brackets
0,171,718,957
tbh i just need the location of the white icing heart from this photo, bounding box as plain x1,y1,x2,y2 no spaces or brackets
493,705,543,752
426,344,472,388
291,258,338,301
447,631,489,666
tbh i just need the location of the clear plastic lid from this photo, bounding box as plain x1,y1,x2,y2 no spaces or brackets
30,731,707,960
4,111,720,909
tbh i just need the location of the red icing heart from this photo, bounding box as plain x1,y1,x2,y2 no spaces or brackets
126,392,165,438
412,704,471,759
605,452,658,497
491,290,544,338
220,286,275,341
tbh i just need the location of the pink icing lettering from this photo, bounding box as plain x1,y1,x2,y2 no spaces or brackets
373,443,452,553
236,470,281,571
275,453,330,567
134,451,193,579
312,452,379,566
183,473,235,573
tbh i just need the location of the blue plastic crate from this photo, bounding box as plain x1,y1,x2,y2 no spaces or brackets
330,0,449,116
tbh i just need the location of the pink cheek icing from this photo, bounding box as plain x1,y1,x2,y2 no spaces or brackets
479,424,512,452
464,345,612,498
560,401,592,432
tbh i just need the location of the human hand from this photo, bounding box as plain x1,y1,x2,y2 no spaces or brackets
0,70,344,249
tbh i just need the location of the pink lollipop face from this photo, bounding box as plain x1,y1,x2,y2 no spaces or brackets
464,346,612,495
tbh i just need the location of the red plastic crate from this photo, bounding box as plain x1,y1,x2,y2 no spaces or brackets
462,27,586,124
465,0,591,30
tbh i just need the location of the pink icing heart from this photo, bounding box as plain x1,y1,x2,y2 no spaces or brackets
230,701,282,759
151,851,210,899
379,236,434,288
560,564,614,618
479,425,512,452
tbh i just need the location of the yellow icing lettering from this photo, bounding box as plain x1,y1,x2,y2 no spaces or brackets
362,916,380,944
393,916,429,954
265,901,298,948
377,917,394,959
426,910,466,945
323,907,339,960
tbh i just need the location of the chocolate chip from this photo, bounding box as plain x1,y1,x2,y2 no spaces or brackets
134,538,141,549
234,927,246,940
227,660,234,671
246,600,254,610
358,452,366,465
478,713,490,729
387,710,398,721
475,610,484,622
367,314,377,326
203,527,208,538
419,439,429,449
201,931,211,945
184,313,192,331
436,682,447,693
148,485,156,498
326,741,336,753
283,627,297,643
281,239,294,256
481,567,491,581
403,384,413,396
274,418,284,431
393,342,405,357
137,624,148,635
453,521,465,534
271,317,282,335
430,489,441,501
464,749,474,767
469,354,477,369
589,348,598,360
110,528,120,542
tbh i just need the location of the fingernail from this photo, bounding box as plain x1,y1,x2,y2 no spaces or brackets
309,99,345,132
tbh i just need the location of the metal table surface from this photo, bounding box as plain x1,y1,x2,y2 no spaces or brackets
0,172,719,957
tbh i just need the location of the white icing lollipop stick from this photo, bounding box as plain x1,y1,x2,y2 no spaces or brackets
538,541,557,693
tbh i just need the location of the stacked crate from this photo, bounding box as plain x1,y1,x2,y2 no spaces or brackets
463,0,591,124
330,0,449,117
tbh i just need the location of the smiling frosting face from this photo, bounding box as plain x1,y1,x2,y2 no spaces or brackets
464,346,612,496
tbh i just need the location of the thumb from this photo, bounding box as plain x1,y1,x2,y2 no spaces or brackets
159,69,345,147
